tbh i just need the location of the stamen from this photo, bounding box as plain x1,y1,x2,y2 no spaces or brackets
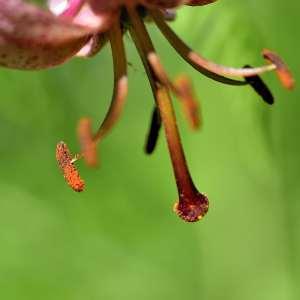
150,10,280,85
56,142,85,192
76,33,108,58
93,21,128,143
243,65,274,105
127,6,208,222
77,117,98,167
262,49,295,90
188,52,275,77
173,75,202,130
145,106,161,154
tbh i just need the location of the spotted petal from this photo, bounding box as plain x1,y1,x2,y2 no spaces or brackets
0,0,94,70
88,0,183,11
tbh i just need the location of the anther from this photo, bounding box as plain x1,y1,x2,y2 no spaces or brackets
145,106,161,154
77,117,98,167
174,75,202,129
262,49,295,90
243,65,274,105
56,142,85,192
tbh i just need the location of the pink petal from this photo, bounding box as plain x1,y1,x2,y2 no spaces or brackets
0,0,94,70
76,33,107,57
48,0,115,30
48,0,69,15
72,4,114,30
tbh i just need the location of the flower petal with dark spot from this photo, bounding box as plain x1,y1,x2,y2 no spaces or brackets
0,0,96,70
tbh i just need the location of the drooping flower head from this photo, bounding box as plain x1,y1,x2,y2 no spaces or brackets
0,0,294,222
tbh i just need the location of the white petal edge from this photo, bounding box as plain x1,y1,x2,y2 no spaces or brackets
48,0,68,15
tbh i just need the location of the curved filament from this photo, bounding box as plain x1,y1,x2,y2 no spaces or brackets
93,20,128,142
150,10,279,85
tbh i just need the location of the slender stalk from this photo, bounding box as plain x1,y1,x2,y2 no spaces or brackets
93,20,128,142
150,9,277,84
147,53,201,130
127,7,197,198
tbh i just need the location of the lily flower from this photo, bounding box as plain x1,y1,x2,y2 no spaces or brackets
0,0,294,222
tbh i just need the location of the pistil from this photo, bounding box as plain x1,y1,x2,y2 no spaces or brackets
127,6,208,222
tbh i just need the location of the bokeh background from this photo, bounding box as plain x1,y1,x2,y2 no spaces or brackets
0,1,299,299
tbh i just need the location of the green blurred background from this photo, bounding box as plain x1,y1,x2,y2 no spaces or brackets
0,1,299,299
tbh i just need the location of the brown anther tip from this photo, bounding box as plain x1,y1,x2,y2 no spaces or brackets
145,107,161,154
56,142,85,192
173,191,209,222
77,118,98,167
262,49,295,90
243,65,274,105
174,75,201,130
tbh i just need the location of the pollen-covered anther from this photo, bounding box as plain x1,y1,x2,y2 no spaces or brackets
262,49,295,90
77,117,98,167
56,141,85,192
174,191,209,222
174,75,201,129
